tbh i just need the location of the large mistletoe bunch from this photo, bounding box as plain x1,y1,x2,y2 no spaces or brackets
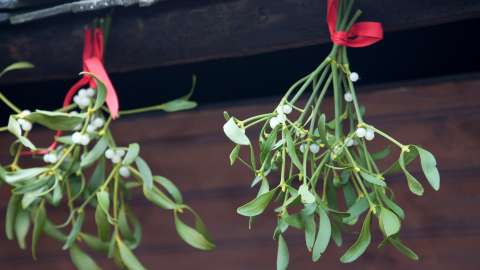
223,1,440,269
0,63,214,270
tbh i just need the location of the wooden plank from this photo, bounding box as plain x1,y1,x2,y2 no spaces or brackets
0,0,479,83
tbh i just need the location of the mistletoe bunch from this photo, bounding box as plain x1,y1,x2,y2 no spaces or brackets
0,63,214,270
223,1,440,269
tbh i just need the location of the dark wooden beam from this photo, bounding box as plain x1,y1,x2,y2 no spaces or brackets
0,0,479,84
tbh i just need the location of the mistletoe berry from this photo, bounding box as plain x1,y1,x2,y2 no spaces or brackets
119,166,131,178
344,92,353,102
349,72,359,82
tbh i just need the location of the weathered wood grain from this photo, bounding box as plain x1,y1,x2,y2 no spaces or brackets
0,0,479,83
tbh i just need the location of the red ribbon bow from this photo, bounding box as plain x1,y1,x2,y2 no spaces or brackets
23,28,118,155
327,0,383,47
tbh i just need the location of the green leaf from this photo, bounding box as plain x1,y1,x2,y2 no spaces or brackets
284,128,302,170
340,211,372,263
312,207,331,261
371,147,390,160
0,62,34,77
416,146,440,191
343,196,369,224
399,149,424,196
69,245,102,270
135,157,153,191
63,211,85,250
117,238,146,270
6,194,20,240
174,212,215,251
160,99,197,112
97,191,110,214
80,233,109,252
384,147,418,175
237,188,277,217
25,110,84,131
359,171,386,187
298,184,316,204
89,157,105,191
15,209,31,249
81,136,108,168
379,192,405,219
223,118,250,145
4,167,47,184
277,234,289,270
144,186,178,210
260,128,278,162
153,176,183,204
8,116,36,150
318,114,328,145
123,143,140,166
94,79,107,111
388,237,419,260
32,204,46,259
95,204,111,242
379,207,401,237
302,212,316,251
229,145,240,165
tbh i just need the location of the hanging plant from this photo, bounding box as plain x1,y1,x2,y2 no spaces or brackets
0,24,214,270
223,0,439,269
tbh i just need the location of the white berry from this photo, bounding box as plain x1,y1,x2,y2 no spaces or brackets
282,105,292,114
345,137,354,147
18,119,32,131
85,88,95,97
78,89,87,97
269,117,280,129
349,72,359,82
116,149,126,157
105,149,115,159
80,134,90,145
344,92,353,102
276,113,286,123
355,127,366,138
86,124,96,133
92,117,104,128
299,144,307,153
111,155,121,164
309,144,320,154
71,132,82,144
365,128,375,141
119,166,131,178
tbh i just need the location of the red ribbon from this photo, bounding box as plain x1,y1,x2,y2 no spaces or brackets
327,0,383,47
22,28,118,156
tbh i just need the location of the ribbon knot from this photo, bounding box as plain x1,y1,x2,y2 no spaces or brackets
327,0,383,48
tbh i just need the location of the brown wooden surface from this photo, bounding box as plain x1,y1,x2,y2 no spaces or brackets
1,77,480,269
1,0,480,84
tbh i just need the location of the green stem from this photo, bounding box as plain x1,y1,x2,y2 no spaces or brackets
0,91,21,113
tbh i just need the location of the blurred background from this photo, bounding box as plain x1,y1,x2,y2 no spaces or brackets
0,0,479,269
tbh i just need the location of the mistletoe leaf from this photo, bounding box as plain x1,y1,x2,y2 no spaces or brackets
371,146,391,160
302,211,316,251
135,157,153,191
384,147,418,175
153,176,183,204
81,136,108,168
69,245,102,270
359,171,386,187
15,209,31,249
159,99,197,112
8,116,36,150
312,207,331,261
80,233,109,252
174,211,215,251
229,145,240,165
237,188,277,217
25,110,84,131
32,204,46,259
340,211,372,263
4,167,47,184
379,207,401,237
117,238,147,270
63,211,85,250
223,118,250,145
388,237,419,260
277,234,289,270
6,194,20,240
284,128,302,170
0,62,34,77
415,146,440,191
123,143,140,166
379,192,405,219
399,148,424,196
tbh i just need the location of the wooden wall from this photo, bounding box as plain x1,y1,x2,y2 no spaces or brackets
1,77,479,269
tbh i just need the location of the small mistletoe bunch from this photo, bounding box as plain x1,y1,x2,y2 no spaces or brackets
0,63,214,270
223,1,440,269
